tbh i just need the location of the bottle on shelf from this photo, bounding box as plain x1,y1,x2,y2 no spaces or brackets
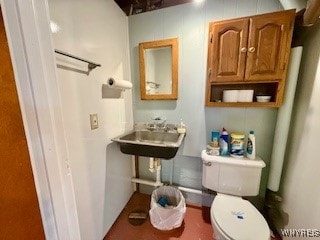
247,130,256,159
219,128,229,156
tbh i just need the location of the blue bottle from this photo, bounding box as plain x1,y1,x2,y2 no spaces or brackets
220,128,229,156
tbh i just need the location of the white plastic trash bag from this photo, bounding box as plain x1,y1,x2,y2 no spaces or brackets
149,186,186,230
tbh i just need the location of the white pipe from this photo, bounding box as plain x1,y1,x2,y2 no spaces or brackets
267,47,303,192
133,157,163,188
149,157,155,173
131,178,163,187
132,156,204,196
131,177,203,195
155,159,161,185
177,186,203,195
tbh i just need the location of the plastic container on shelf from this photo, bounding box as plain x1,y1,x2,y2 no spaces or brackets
230,133,245,158
247,131,256,159
219,128,229,156
211,131,220,147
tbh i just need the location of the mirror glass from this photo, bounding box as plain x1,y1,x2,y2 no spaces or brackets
145,47,172,95
139,38,178,100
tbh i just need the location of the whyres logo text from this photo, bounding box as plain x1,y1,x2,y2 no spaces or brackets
281,228,320,238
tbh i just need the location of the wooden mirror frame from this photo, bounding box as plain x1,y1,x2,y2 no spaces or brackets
139,38,178,100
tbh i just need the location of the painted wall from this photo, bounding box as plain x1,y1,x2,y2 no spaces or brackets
129,0,283,201
278,25,320,235
48,0,133,239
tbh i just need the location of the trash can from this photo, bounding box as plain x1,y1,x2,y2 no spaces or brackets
149,186,186,230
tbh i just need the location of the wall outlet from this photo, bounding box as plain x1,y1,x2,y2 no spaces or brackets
90,113,98,130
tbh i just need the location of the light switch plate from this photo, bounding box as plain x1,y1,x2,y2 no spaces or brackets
90,113,98,130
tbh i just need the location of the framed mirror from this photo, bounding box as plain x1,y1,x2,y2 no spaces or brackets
139,38,178,100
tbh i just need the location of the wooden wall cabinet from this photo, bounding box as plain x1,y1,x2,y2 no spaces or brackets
206,9,296,107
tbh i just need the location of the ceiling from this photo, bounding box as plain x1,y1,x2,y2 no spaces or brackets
114,0,194,16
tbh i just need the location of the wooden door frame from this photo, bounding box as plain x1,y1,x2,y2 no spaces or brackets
0,0,80,239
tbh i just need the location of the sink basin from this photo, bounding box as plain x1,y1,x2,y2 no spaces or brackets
112,129,185,159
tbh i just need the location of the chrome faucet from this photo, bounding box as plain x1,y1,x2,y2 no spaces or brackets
147,117,166,131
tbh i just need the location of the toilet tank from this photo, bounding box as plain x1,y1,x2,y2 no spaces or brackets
201,150,266,196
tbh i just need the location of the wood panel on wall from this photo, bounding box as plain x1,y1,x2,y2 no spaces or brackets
0,11,45,240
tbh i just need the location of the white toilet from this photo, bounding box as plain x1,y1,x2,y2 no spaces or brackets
201,150,270,240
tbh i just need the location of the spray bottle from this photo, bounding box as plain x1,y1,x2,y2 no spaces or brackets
247,130,256,159
219,128,229,156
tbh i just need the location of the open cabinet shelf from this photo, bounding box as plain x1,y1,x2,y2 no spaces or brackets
206,82,282,108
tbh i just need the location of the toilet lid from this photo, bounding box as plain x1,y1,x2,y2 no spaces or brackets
211,194,269,240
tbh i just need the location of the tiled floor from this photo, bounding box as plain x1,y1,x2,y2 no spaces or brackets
104,192,213,240
104,191,282,240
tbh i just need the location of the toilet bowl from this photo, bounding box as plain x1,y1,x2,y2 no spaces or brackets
201,150,270,240
210,194,270,240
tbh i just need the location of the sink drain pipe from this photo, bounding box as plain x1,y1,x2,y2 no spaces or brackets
131,157,163,187
131,156,203,196
148,157,156,173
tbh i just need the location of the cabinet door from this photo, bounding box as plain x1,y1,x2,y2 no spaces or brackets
208,18,249,82
245,10,295,81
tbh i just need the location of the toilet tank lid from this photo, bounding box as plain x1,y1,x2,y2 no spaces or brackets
201,150,265,168
211,194,270,240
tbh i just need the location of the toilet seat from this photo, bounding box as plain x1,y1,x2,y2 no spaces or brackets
211,194,270,240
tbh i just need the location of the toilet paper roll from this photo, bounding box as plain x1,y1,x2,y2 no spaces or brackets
223,90,238,102
107,78,132,90
238,90,254,102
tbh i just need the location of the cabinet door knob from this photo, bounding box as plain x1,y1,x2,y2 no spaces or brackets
241,47,247,53
249,47,256,53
